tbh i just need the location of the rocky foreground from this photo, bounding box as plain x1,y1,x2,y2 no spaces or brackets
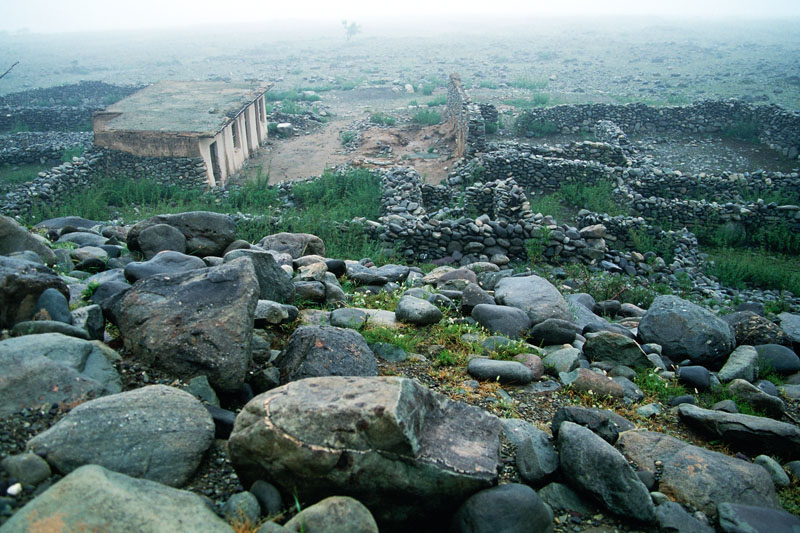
1,211,800,532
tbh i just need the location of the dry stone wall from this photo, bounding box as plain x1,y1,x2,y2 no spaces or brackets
516,100,800,160
444,74,496,157
0,81,141,133
0,132,92,166
1,149,209,218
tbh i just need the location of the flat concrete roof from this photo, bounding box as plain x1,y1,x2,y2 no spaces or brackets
100,81,270,135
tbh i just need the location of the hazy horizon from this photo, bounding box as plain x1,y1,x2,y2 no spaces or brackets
3,0,800,34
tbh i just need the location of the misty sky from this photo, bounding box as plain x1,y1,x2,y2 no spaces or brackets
2,0,799,33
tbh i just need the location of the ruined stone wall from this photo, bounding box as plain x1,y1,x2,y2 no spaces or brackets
447,147,618,193
0,106,96,132
0,132,92,166
1,150,102,218
516,100,800,160
99,149,209,189
444,74,496,157
1,148,209,218
626,169,798,203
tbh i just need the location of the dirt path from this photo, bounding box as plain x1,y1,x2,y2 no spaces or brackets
256,118,352,183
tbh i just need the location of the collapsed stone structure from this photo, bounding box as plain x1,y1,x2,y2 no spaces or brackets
94,81,271,186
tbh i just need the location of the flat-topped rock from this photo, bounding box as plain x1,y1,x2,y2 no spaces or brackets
677,404,800,459
617,429,780,516
229,376,501,526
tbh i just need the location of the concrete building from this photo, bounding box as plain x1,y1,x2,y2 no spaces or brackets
93,81,271,186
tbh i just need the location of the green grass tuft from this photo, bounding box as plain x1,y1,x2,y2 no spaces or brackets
411,109,441,126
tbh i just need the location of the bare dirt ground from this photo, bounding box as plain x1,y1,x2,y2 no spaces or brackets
255,120,455,185
244,88,457,185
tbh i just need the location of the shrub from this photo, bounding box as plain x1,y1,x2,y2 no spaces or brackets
628,228,677,264
479,80,498,89
340,131,356,146
559,179,628,216
369,113,396,126
421,83,436,96
721,120,760,143
511,75,548,91
484,121,498,134
525,226,551,265
61,146,84,162
531,93,550,106
513,116,559,137
412,110,441,126
424,95,447,107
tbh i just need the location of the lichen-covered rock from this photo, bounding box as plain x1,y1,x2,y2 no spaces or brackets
115,257,259,392
229,376,501,526
617,429,780,516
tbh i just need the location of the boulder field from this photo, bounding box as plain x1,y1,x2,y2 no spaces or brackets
1,211,799,532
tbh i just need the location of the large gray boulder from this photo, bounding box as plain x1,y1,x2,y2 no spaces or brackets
0,464,233,532
115,257,259,392
127,211,236,257
617,429,780,516
283,496,378,533
494,275,571,326
450,484,554,533
0,214,56,265
229,376,501,526
27,385,214,487
723,311,790,347
583,331,652,369
258,232,326,258
274,326,378,383
224,248,295,303
778,312,800,346
718,345,760,383
677,403,800,459
137,223,187,259
395,295,443,326
0,333,121,417
471,304,532,339
123,250,206,283
638,295,734,364
718,502,800,533
0,256,69,328
557,421,655,523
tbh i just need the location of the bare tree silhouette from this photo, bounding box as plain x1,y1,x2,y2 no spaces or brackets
0,61,19,81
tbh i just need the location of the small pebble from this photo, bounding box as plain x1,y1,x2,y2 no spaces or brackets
7,483,22,497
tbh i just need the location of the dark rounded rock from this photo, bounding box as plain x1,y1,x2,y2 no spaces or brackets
467,358,534,384
755,344,800,375
678,366,711,391
451,484,554,533
275,326,378,383
325,259,347,277
460,282,495,315
137,223,187,260
529,318,577,347
34,287,72,324
471,304,531,340
124,251,206,283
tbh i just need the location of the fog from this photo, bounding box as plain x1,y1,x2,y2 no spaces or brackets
3,0,800,34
